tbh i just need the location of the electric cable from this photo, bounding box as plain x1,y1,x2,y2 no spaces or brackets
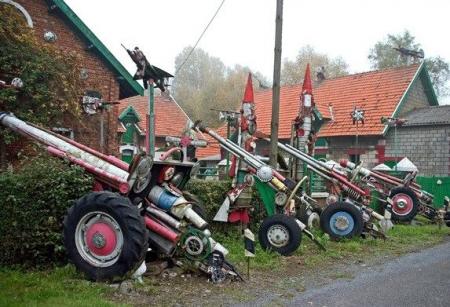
174,0,226,75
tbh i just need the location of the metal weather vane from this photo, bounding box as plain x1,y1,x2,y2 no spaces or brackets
351,105,365,158
351,106,365,126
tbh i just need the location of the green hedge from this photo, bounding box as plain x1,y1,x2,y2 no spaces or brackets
185,179,232,222
0,156,93,267
185,179,266,231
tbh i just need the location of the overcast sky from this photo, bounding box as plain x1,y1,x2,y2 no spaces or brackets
65,0,450,103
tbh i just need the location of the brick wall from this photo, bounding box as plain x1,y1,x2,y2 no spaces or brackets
326,136,380,168
7,0,121,155
385,125,450,176
398,77,429,117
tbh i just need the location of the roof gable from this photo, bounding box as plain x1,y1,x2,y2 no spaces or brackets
118,105,141,123
50,0,143,97
385,62,439,134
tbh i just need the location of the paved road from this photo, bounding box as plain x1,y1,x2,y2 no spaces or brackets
288,241,450,307
235,241,450,307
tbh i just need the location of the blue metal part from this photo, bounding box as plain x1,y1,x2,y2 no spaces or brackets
156,190,179,210
329,211,354,236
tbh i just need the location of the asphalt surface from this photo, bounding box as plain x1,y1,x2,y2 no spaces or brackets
239,241,450,307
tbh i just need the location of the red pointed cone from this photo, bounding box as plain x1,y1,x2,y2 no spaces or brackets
242,73,254,103
302,64,312,95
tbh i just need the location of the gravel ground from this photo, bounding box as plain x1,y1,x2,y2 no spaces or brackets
111,235,450,306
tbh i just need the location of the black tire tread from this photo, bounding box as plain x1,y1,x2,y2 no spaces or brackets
258,214,302,256
63,191,148,281
389,187,419,222
320,202,363,240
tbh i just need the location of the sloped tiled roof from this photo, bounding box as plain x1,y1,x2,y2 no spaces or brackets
117,94,191,137
317,64,422,137
402,105,450,126
254,64,424,138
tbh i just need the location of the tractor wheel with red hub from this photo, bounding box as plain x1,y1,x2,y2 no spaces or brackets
63,192,148,281
389,187,419,222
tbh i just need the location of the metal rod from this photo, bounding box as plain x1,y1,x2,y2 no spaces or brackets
0,114,129,180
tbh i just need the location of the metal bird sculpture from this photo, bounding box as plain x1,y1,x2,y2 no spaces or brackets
122,45,173,92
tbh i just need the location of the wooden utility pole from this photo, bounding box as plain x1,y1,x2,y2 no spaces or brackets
269,0,283,167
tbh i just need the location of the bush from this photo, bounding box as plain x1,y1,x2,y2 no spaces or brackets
185,179,267,232
0,156,93,267
185,179,232,222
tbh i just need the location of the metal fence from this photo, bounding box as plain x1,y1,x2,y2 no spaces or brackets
416,176,450,208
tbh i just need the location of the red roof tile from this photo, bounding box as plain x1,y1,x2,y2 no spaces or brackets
196,125,229,159
117,94,191,137
254,64,421,138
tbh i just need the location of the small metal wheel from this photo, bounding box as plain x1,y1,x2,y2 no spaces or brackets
258,214,302,256
179,228,211,261
64,192,148,281
320,202,363,240
297,206,321,229
389,187,419,222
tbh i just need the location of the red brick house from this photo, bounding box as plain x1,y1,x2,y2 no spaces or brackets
2,0,143,155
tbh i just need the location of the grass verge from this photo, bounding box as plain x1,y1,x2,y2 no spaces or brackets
217,224,450,271
0,266,120,307
0,224,448,306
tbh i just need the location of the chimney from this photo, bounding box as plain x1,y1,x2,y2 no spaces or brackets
328,103,335,123
316,66,326,83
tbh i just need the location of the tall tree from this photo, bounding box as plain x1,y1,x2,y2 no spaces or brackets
281,45,349,85
172,47,268,126
368,30,450,97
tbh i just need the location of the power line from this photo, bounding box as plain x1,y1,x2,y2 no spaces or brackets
174,0,226,75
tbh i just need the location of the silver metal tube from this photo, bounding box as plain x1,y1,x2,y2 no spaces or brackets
206,127,264,169
223,139,264,168
284,143,331,170
277,141,334,176
146,207,182,230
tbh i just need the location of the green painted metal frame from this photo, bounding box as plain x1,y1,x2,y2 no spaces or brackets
50,0,144,96
416,176,450,208
118,105,141,122
253,177,276,216
148,85,155,157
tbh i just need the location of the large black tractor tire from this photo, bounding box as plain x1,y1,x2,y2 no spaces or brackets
389,187,419,222
320,202,363,240
258,214,302,256
63,192,148,281
182,191,208,220
444,211,450,227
